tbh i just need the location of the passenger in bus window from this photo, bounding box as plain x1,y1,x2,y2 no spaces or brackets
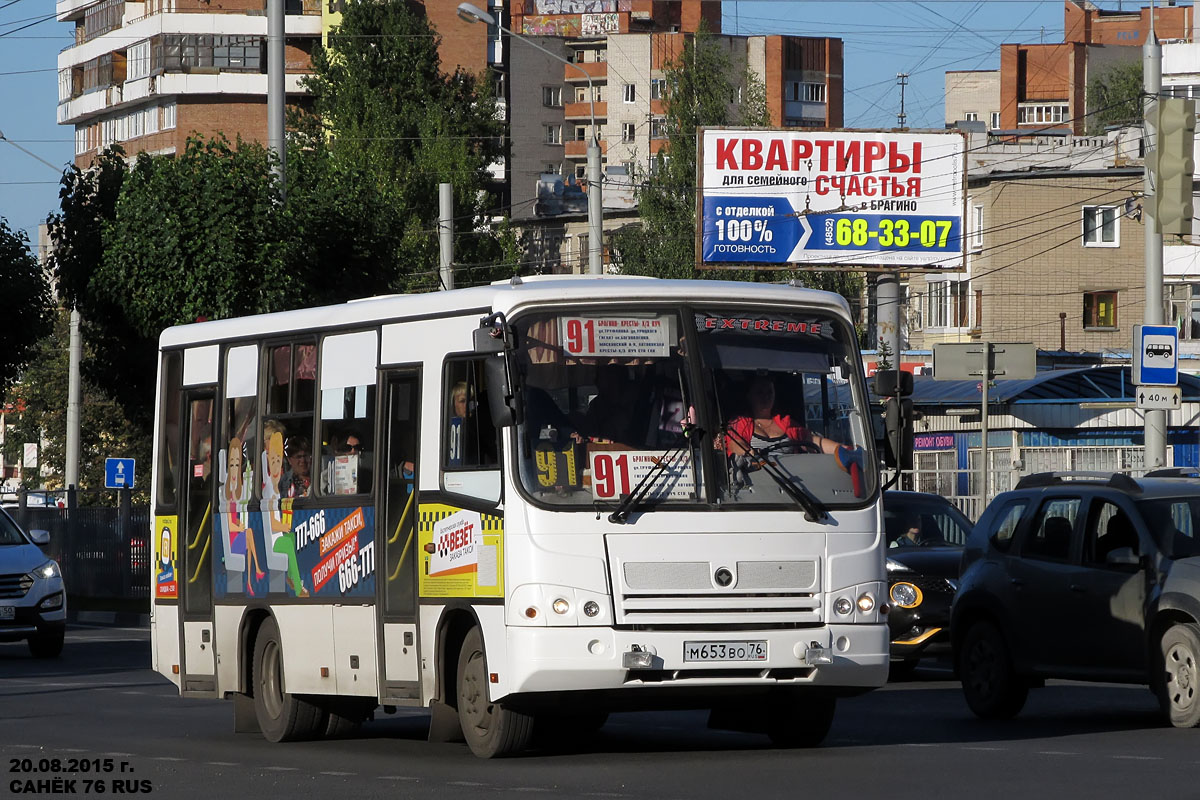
330,428,372,493
262,421,309,597
284,435,312,498
583,364,643,446
724,376,843,457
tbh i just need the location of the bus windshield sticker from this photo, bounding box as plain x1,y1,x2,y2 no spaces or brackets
589,449,696,502
694,313,827,337
558,315,671,358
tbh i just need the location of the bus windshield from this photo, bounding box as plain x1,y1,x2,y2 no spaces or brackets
512,306,874,510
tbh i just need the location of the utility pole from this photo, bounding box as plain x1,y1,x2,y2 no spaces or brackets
268,0,286,198
439,183,454,290
896,73,909,130
1143,8,1166,468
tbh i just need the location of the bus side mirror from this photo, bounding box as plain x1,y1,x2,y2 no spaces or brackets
483,355,519,428
872,369,913,398
873,370,914,472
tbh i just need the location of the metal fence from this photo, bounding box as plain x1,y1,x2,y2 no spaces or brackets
5,490,150,606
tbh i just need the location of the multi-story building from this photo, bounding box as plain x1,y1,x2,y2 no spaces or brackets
905,127,1147,355
945,69,1000,129
992,1,1193,136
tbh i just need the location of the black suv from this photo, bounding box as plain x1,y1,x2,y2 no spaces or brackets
952,471,1200,727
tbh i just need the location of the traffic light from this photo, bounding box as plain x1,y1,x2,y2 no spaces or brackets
1153,98,1197,237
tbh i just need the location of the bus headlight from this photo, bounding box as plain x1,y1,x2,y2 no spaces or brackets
552,598,571,615
856,593,875,613
509,584,610,627
834,597,854,616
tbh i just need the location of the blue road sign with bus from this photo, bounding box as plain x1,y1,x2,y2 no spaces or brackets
105,457,135,489
1133,324,1178,386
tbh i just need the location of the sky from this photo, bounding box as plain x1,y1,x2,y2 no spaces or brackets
0,0,1080,255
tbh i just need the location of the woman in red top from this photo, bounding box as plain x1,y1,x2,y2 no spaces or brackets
725,376,842,457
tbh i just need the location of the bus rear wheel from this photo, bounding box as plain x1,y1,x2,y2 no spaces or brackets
253,617,324,742
457,627,534,758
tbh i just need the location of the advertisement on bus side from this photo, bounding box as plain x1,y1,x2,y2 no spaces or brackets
418,504,504,598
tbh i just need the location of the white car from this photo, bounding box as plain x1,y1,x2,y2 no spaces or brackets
0,506,65,658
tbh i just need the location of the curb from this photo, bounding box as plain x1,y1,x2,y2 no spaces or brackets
69,610,151,628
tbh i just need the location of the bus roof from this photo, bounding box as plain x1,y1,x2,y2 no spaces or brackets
158,275,852,349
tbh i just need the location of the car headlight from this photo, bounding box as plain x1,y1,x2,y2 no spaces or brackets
890,581,922,609
886,558,911,573
34,560,60,580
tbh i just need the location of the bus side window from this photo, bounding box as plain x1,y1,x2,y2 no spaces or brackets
442,358,501,503
317,331,378,496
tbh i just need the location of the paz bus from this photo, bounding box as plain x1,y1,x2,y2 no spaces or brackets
149,276,888,757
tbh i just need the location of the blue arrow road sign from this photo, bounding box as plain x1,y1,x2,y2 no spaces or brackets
105,457,135,489
1133,324,1179,386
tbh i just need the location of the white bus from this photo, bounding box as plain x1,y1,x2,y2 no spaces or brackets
150,276,888,757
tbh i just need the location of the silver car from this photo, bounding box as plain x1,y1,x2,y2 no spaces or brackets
0,506,66,658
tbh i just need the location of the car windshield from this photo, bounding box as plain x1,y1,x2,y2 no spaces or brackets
0,510,28,546
883,494,972,548
1138,497,1200,558
511,305,874,510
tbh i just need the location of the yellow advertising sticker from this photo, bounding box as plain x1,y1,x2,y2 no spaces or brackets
154,515,179,600
417,503,503,598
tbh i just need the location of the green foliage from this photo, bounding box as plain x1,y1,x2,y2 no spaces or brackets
611,25,858,310
1087,60,1143,135
0,218,54,397
1,310,148,497
300,0,510,288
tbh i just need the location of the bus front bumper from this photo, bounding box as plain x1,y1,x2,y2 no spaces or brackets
501,624,888,698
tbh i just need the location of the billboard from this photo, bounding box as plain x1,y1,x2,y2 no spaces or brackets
698,128,967,271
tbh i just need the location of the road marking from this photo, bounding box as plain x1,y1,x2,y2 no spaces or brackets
262,766,298,772
120,691,146,696
151,757,186,762
206,762,239,766
962,746,1005,751
1038,751,1079,756
319,771,355,776
377,776,418,781
1112,755,1162,761
448,781,489,787
507,789,553,793
103,752,135,757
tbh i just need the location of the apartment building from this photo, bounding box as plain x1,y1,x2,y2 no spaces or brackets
945,69,1000,129
989,1,1194,136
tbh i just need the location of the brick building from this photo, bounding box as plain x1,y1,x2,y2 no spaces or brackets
906,149,1146,354
981,1,1195,135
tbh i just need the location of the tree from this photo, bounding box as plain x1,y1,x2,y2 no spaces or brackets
300,0,515,289
0,218,54,396
1,310,149,497
1087,60,1143,135
613,25,766,280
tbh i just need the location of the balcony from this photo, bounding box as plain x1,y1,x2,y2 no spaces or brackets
563,101,606,121
564,138,608,158
564,61,607,81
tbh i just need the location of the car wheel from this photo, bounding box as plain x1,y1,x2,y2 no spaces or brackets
28,628,64,659
1157,623,1200,728
958,621,1027,720
765,691,836,748
252,617,324,742
457,627,534,758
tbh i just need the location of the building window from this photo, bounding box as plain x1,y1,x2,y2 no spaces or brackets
788,81,825,103
650,118,668,139
153,34,263,73
1017,102,1069,125
1084,291,1118,330
544,162,561,175
971,204,984,250
622,83,636,103
1168,283,1200,340
622,122,635,143
990,111,1001,129
963,111,979,121
650,78,665,100
573,125,588,142
544,124,561,145
1082,205,1119,247
161,101,176,130
542,86,561,107
128,41,151,82
925,279,971,330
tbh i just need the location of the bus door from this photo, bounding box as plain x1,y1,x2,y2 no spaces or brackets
377,369,422,702
179,392,216,693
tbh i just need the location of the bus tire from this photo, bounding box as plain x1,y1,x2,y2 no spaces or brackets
323,698,376,739
457,626,533,758
252,617,324,742
766,691,836,748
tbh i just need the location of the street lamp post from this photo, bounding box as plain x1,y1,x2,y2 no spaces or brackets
457,2,603,275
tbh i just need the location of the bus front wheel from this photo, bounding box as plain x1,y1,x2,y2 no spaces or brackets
457,627,534,758
253,617,324,742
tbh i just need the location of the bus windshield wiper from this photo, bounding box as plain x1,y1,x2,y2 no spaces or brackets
723,426,827,522
608,426,701,524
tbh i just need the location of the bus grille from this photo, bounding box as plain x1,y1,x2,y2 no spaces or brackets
0,572,34,599
614,559,821,627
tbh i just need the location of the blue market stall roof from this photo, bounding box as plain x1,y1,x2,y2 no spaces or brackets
909,366,1200,406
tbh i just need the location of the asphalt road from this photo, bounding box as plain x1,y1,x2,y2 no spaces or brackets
3,626,1199,800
